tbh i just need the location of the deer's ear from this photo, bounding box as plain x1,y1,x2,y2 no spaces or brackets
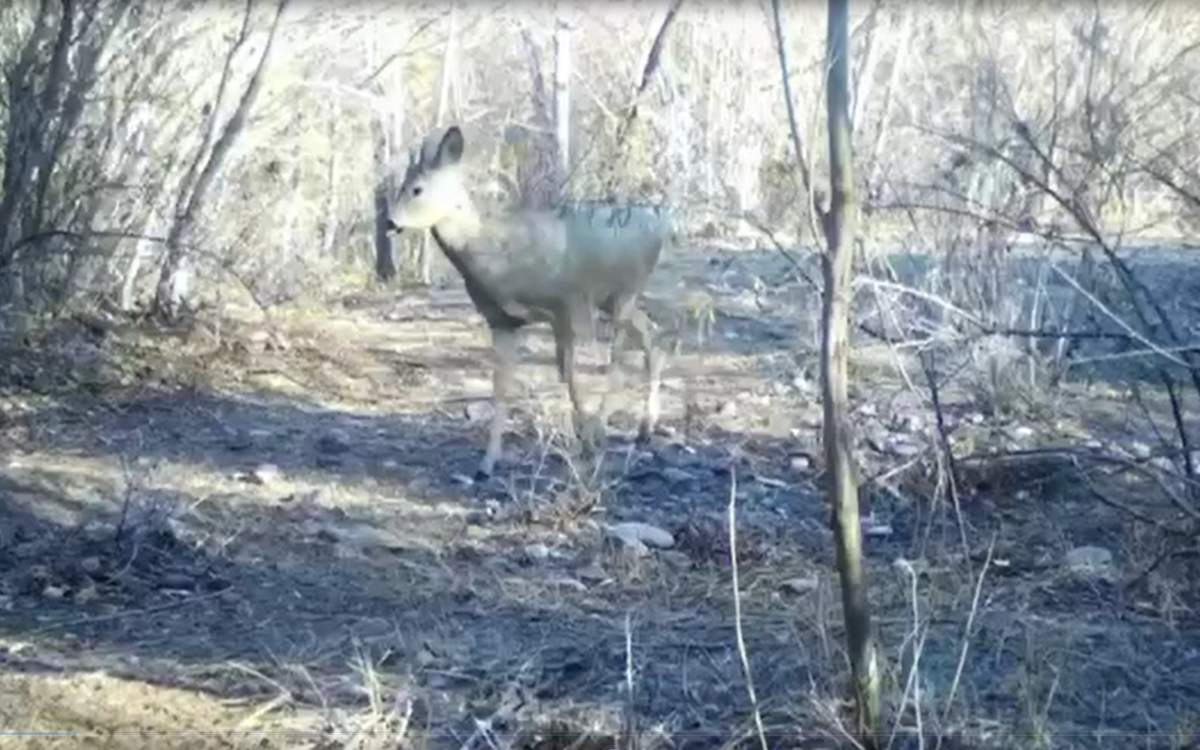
436,126,464,166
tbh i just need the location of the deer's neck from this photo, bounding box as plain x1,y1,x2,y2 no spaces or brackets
430,211,528,330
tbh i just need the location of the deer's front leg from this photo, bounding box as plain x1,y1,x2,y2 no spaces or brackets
554,314,604,451
478,326,518,480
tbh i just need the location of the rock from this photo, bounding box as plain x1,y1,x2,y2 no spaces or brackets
288,487,333,505
615,537,650,558
1011,425,1035,440
82,521,116,544
607,521,675,550
317,431,351,455
464,401,494,423
888,437,923,458
246,463,281,484
1065,545,1115,580
42,585,66,600
755,475,789,490
789,454,812,472
523,543,551,562
80,556,102,575
1129,442,1152,460
158,572,194,590
781,576,819,594
660,550,692,570
576,561,609,583
661,467,695,484
226,430,253,452
464,510,490,525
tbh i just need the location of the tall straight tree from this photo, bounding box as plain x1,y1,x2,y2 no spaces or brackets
153,0,290,319
820,0,881,745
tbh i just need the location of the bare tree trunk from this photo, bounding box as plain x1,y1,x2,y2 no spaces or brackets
280,146,302,260
553,12,572,181
435,6,457,126
372,109,397,282
0,0,132,306
419,4,458,284
153,0,290,319
850,0,884,132
821,0,881,745
602,0,684,200
518,27,557,210
864,4,913,201
321,95,341,258
367,31,398,283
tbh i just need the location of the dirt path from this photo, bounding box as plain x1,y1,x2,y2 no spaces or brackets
2,243,1198,749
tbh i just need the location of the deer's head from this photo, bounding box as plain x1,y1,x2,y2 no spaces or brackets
388,125,469,233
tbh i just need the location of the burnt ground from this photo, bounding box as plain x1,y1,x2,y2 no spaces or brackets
1,240,1199,750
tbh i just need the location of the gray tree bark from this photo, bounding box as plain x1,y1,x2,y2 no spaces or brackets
153,0,290,319
821,0,881,745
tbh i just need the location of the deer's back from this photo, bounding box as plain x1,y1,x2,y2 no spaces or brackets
467,202,672,317
558,202,672,295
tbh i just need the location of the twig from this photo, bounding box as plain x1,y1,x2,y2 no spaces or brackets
357,12,447,88
854,278,988,330
769,0,813,199
1123,536,1198,592
30,589,228,636
920,348,969,571
1048,263,1190,369
728,464,769,750
941,533,995,723
738,211,822,291
887,559,926,750
621,611,637,750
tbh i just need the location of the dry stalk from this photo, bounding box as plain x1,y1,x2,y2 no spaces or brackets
620,611,638,750
727,463,769,750
920,348,969,572
886,557,927,750
940,532,996,727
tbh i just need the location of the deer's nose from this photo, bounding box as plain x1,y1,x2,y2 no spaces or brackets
386,219,404,234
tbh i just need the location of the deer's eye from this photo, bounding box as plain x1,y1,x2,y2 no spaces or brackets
413,186,423,197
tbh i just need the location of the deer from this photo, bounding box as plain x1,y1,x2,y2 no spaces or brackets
386,125,673,480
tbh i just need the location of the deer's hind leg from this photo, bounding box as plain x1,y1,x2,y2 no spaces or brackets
597,295,632,429
621,306,664,443
600,295,663,442
478,326,519,480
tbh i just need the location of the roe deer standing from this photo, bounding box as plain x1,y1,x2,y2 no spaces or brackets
387,125,673,479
